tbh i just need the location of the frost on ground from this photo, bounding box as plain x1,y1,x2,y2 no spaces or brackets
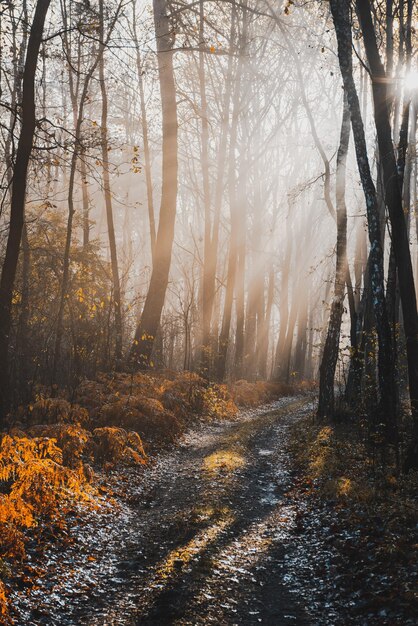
10,395,380,626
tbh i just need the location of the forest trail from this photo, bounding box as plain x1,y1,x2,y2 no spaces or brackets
14,396,319,625
76,396,313,625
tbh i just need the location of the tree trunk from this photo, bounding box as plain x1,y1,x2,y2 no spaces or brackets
215,16,245,381
17,224,31,403
273,217,292,380
257,266,274,379
317,94,350,419
80,153,90,249
130,0,178,369
215,129,239,380
132,0,156,260
208,3,237,379
233,151,247,379
356,0,418,465
99,0,123,364
0,0,51,421
244,160,263,380
199,0,213,377
53,68,98,383
330,0,395,428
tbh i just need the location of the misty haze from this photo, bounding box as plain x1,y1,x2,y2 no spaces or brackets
0,0,417,624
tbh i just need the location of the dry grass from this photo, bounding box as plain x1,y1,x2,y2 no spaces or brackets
288,413,418,614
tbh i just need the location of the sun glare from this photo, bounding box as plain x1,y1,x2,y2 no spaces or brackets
404,69,418,91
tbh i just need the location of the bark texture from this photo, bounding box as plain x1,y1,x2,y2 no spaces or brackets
130,0,178,369
0,0,51,420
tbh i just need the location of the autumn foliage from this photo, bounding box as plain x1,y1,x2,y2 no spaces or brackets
229,379,315,407
0,369,294,618
74,371,238,444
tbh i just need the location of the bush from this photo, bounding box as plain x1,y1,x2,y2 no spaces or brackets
27,424,91,470
200,384,238,419
161,373,237,420
92,427,147,466
229,380,295,406
23,397,90,428
0,434,93,560
74,379,109,414
75,371,237,435
98,397,182,445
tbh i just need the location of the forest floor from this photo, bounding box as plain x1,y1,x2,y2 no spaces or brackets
8,394,417,626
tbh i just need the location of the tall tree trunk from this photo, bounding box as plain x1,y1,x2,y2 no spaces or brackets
4,1,30,405
330,0,395,428
17,224,31,402
99,0,123,364
0,0,51,421
273,217,292,380
317,94,350,418
257,265,274,379
215,124,239,381
132,0,156,260
130,0,178,369
356,0,418,465
208,3,237,379
281,285,299,384
80,153,90,249
233,148,247,379
294,290,309,380
215,17,245,381
245,213,263,379
386,0,412,363
199,0,213,376
305,302,315,380
53,68,98,382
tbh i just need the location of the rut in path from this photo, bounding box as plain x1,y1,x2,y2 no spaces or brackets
16,396,314,625
78,396,313,626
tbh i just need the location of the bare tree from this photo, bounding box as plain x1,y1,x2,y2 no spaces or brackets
0,0,51,421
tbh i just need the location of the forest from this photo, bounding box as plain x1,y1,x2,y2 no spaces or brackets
0,0,417,623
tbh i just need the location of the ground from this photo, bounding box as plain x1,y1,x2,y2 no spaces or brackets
9,396,417,625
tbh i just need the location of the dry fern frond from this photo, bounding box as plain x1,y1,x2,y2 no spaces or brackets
26,397,89,427
0,434,94,560
0,580,8,620
92,427,147,466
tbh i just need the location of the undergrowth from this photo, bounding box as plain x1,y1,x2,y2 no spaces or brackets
0,434,96,621
229,378,315,407
288,414,418,620
1,370,300,619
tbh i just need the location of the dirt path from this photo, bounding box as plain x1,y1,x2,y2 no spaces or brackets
13,396,317,625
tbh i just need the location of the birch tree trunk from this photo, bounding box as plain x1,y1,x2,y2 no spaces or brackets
330,0,396,429
356,0,418,465
317,94,350,418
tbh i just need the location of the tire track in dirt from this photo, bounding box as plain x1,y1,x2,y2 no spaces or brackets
13,395,315,625
81,396,313,625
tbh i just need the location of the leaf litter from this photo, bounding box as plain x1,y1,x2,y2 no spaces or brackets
8,395,415,625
